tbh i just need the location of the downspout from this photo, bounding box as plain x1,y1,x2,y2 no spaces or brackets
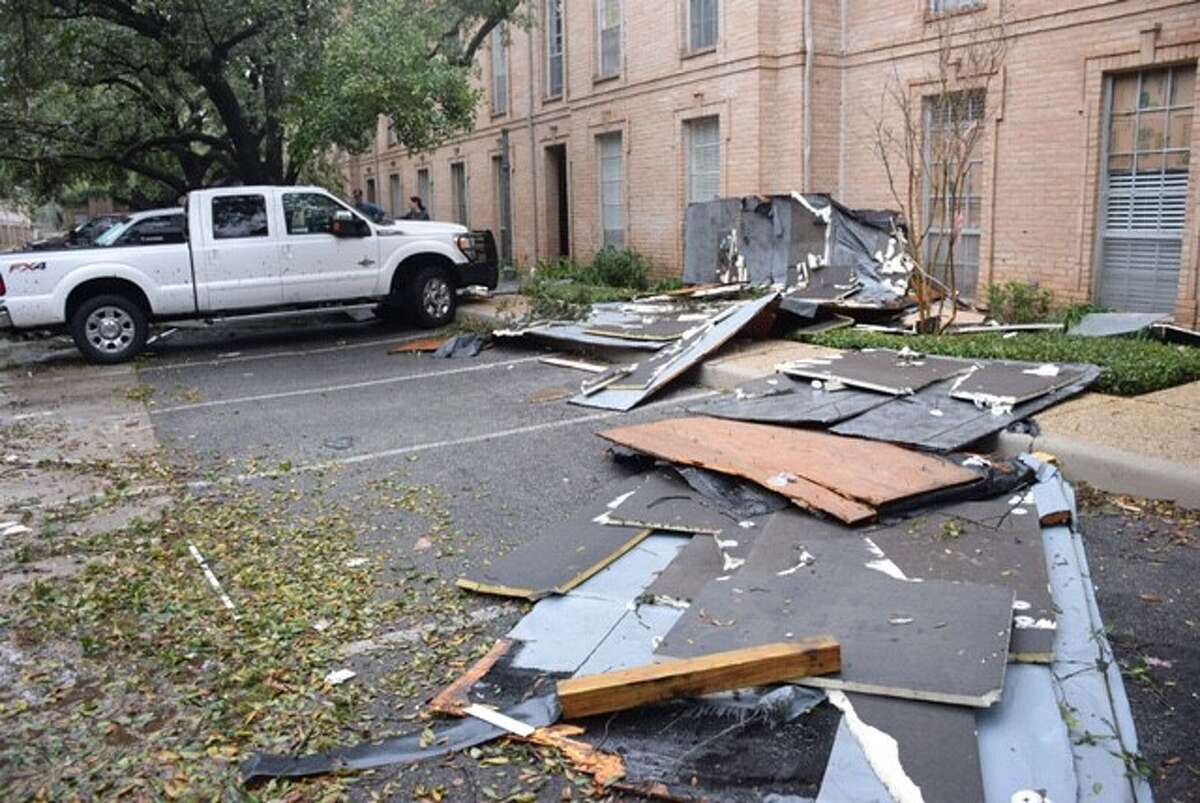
803,0,814,192
527,21,542,266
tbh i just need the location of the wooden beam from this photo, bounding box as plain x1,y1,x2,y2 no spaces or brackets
555,638,841,720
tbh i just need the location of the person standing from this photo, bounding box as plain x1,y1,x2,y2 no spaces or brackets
402,196,430,221
351,188,387,223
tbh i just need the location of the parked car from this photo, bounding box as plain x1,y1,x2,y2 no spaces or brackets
92,208,187,248
25,213,125,251
0,186,498,363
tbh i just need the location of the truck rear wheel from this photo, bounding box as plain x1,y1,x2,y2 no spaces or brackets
69,293,148,364
406,265,457,329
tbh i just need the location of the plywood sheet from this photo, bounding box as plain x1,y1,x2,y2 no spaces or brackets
656,510,1014,707
457,479,652,600
598,417,980,524
780,349,972,395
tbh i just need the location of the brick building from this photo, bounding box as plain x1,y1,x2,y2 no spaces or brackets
341,0,1200,325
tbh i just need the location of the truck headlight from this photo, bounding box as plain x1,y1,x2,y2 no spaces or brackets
455,234,475,258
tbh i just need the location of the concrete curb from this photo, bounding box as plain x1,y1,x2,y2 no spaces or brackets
992,430,1200,509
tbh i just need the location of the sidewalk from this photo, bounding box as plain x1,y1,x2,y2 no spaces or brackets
460,295,1200,507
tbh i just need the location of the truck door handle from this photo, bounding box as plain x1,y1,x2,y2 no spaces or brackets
357,258,375,267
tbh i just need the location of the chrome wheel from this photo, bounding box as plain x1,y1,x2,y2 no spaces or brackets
85,306,136,355
422,277,452,320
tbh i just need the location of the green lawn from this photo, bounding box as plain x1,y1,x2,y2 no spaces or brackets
797,329,1200,397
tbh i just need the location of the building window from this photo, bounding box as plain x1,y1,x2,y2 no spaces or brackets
686,116,721,203
491,25,509,115
451,162,469,226
597,0,622,78
389,174,402,217
929,0,983,14
417,168,432,211
598,133,625,248
924,90,985,299
687,0,718,52
547,0,565,98
387,118,397,146
366,177,377,205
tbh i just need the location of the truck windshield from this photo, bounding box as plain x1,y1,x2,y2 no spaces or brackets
93,217,134,247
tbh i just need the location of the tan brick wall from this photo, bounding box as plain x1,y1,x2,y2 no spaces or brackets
342,0,1200,325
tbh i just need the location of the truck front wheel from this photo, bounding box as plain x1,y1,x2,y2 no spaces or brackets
69,293,148,364
406,265,457,329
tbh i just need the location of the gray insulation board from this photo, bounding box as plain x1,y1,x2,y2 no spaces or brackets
509,324,667,351
584,318,703,342
458,478,649,598
656,510,1014,707
571,292,779,411
842,692,986,803
780,349,972,395
831,365,1102,452
605,470,744,534
690,379,890,426
1068,311,1170,337
876,494,1056,661
640,534,727,605
950,362,1090,405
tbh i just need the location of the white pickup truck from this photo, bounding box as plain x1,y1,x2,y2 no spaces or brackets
0,186,497,363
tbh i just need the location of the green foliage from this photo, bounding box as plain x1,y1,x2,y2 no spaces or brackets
799,329,1200,397
985,281,1055,324
523,249,676,319
588,247,653,290
0,1,522,202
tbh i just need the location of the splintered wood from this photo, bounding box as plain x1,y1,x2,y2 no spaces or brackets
555,639,841,719
597,417,980,524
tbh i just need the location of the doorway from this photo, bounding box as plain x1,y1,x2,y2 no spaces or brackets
545,144,570,258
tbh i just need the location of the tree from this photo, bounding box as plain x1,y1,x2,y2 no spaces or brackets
0,0,522,205
870,8,1008,332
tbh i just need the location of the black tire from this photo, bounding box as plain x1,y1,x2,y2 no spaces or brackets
69,293,148,364
405,265,457,329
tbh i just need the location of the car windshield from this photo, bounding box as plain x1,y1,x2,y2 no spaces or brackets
93,217,135,247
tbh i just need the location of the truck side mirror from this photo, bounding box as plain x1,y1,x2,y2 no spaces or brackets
331,210,368,238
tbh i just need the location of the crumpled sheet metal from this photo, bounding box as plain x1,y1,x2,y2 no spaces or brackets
240,693,560,783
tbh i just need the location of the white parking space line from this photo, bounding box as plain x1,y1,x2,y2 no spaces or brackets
138,331,441,374
186,389,718,490
150,355,546,415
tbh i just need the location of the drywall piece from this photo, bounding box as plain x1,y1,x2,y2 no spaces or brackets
1044,519,1153,803
831,366,1102,452
949,362,1089,406
690,380,891,426
823,691,986,803
605,470,743,535
571,293,780,411
598,417,980,524
574,604,686,677
558,639,841,719
457,479,652,600
508,594,631,673
977,663,1078,803
499,324,667,352
569,533,690,605
875,496,1056,662
641,534,729,606
656,510,1014,707
1068,311,1170,337
779,349,972,395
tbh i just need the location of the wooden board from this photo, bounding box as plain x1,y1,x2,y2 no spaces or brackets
657,510,1014,707
598,417,980,524
556,638,841,719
